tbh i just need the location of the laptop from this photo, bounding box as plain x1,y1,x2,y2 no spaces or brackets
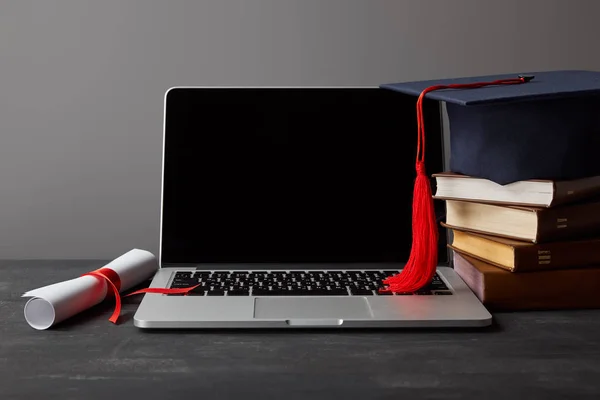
133,86,492,329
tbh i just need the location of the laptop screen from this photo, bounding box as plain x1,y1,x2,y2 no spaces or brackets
161,87,447,266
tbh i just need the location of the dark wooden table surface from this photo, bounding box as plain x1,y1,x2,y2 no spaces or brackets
1,260,600,400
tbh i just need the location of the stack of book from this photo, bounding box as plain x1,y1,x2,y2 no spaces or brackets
434,172,600,311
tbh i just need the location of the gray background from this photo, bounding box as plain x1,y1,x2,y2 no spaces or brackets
2,0,600,259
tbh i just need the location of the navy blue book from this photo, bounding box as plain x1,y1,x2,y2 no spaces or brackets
381,70,600,185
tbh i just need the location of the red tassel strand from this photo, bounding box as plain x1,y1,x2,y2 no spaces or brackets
382,76,532,293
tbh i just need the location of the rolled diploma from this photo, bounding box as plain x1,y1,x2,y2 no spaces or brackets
22,249,158,330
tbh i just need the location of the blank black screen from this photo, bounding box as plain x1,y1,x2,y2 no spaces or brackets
161,88,446,265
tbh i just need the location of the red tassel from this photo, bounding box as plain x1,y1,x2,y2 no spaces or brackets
382,75,532,293
382,160,438,293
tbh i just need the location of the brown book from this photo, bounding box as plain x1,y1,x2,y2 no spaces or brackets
447,229,600,272
433,172,600,207
444,199,600,243
452,250,600,311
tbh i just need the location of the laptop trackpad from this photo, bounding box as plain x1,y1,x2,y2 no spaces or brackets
254,297,373,320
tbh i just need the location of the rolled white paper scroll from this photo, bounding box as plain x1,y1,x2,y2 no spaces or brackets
23,249,158,330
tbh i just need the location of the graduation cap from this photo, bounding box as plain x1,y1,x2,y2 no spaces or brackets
377,70,600,293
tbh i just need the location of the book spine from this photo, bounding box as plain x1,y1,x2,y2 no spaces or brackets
551,176,600,207
535,202,600,242
483,270,600,311
447,244,514,271
514,240,600,271
454,252,600,311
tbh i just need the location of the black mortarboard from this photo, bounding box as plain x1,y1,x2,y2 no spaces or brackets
381,70,600,185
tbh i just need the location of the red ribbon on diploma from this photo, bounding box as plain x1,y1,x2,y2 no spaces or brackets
84,268,200,324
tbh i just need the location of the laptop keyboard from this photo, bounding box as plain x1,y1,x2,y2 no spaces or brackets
168,270,451,296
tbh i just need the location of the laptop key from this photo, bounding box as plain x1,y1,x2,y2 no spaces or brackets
207,289,225,296
228,289,250,296
187,287,205,296
429,282,449,290
173,277,197,283
171,282,197,289
350,288,375,296
414,290,432,295
292,290,315,296
252,288,277,296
